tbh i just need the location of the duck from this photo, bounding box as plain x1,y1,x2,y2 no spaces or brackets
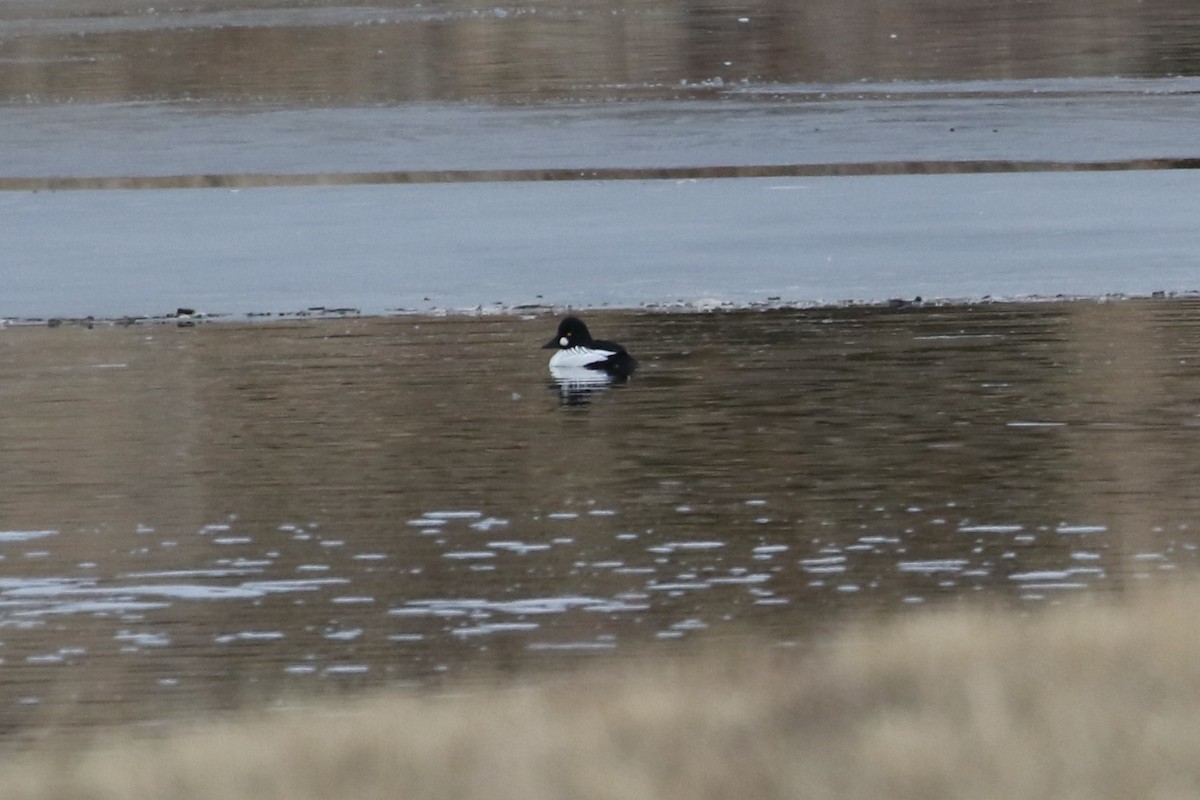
542,316,637,378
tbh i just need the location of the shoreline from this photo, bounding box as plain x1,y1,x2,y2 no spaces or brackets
4,156,1200,193
6,290,1198,330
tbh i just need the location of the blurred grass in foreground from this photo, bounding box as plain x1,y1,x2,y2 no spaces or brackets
6,585,1200,799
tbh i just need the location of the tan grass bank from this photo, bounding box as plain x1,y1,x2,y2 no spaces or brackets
5,586,1200,799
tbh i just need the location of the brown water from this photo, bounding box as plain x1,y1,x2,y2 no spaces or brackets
2,301,1200,736
2,0,1199,104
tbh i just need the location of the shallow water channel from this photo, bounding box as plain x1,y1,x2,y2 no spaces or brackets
2,301,1200,735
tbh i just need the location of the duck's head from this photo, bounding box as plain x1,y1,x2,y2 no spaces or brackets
542,316,592,350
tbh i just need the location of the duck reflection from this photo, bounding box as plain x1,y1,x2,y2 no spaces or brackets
548,365,633,405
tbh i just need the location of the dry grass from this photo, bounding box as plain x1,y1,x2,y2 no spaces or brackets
7,586,1200,799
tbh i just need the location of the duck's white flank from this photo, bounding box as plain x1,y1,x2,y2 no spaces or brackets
548,346,617,369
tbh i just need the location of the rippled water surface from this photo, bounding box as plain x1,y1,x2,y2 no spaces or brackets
2,302,1200,735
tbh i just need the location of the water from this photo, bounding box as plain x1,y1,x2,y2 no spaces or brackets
3,0,1200,103
2,301,1200,735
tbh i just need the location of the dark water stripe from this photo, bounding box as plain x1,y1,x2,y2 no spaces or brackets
2,158,1199,191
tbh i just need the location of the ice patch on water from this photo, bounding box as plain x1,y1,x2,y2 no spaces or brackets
799,555,846,574
284,664,318,675
709,573,772,585
958,523,1025,534
913,334,1003,341
389,605,469,618
324,628,363,641
443,551,496,560
1056,523,1108,534
26,654,64,665
1019,583,1089,592
646,580,709,592
0,530,57,542
0,577,80,591
452,622,539,638
4,581,262,601
487,541,551,554
393,595,646,617
19,600,171,616
234,631,285,641
647,541,725,554
1008,568,1075,582
668,618,708,632
897,559,969,573
129,584,262,600
324,664,369,675
115,630,171,647
527,641,617,652
240,578,349,593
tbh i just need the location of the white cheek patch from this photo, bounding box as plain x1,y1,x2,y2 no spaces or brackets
559,336,570,347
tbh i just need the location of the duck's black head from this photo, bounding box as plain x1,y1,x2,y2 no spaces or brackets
542,316,593,350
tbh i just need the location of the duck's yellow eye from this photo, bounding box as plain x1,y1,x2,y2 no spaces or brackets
559,336,570,347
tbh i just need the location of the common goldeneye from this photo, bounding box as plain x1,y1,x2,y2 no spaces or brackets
542,316,637,378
